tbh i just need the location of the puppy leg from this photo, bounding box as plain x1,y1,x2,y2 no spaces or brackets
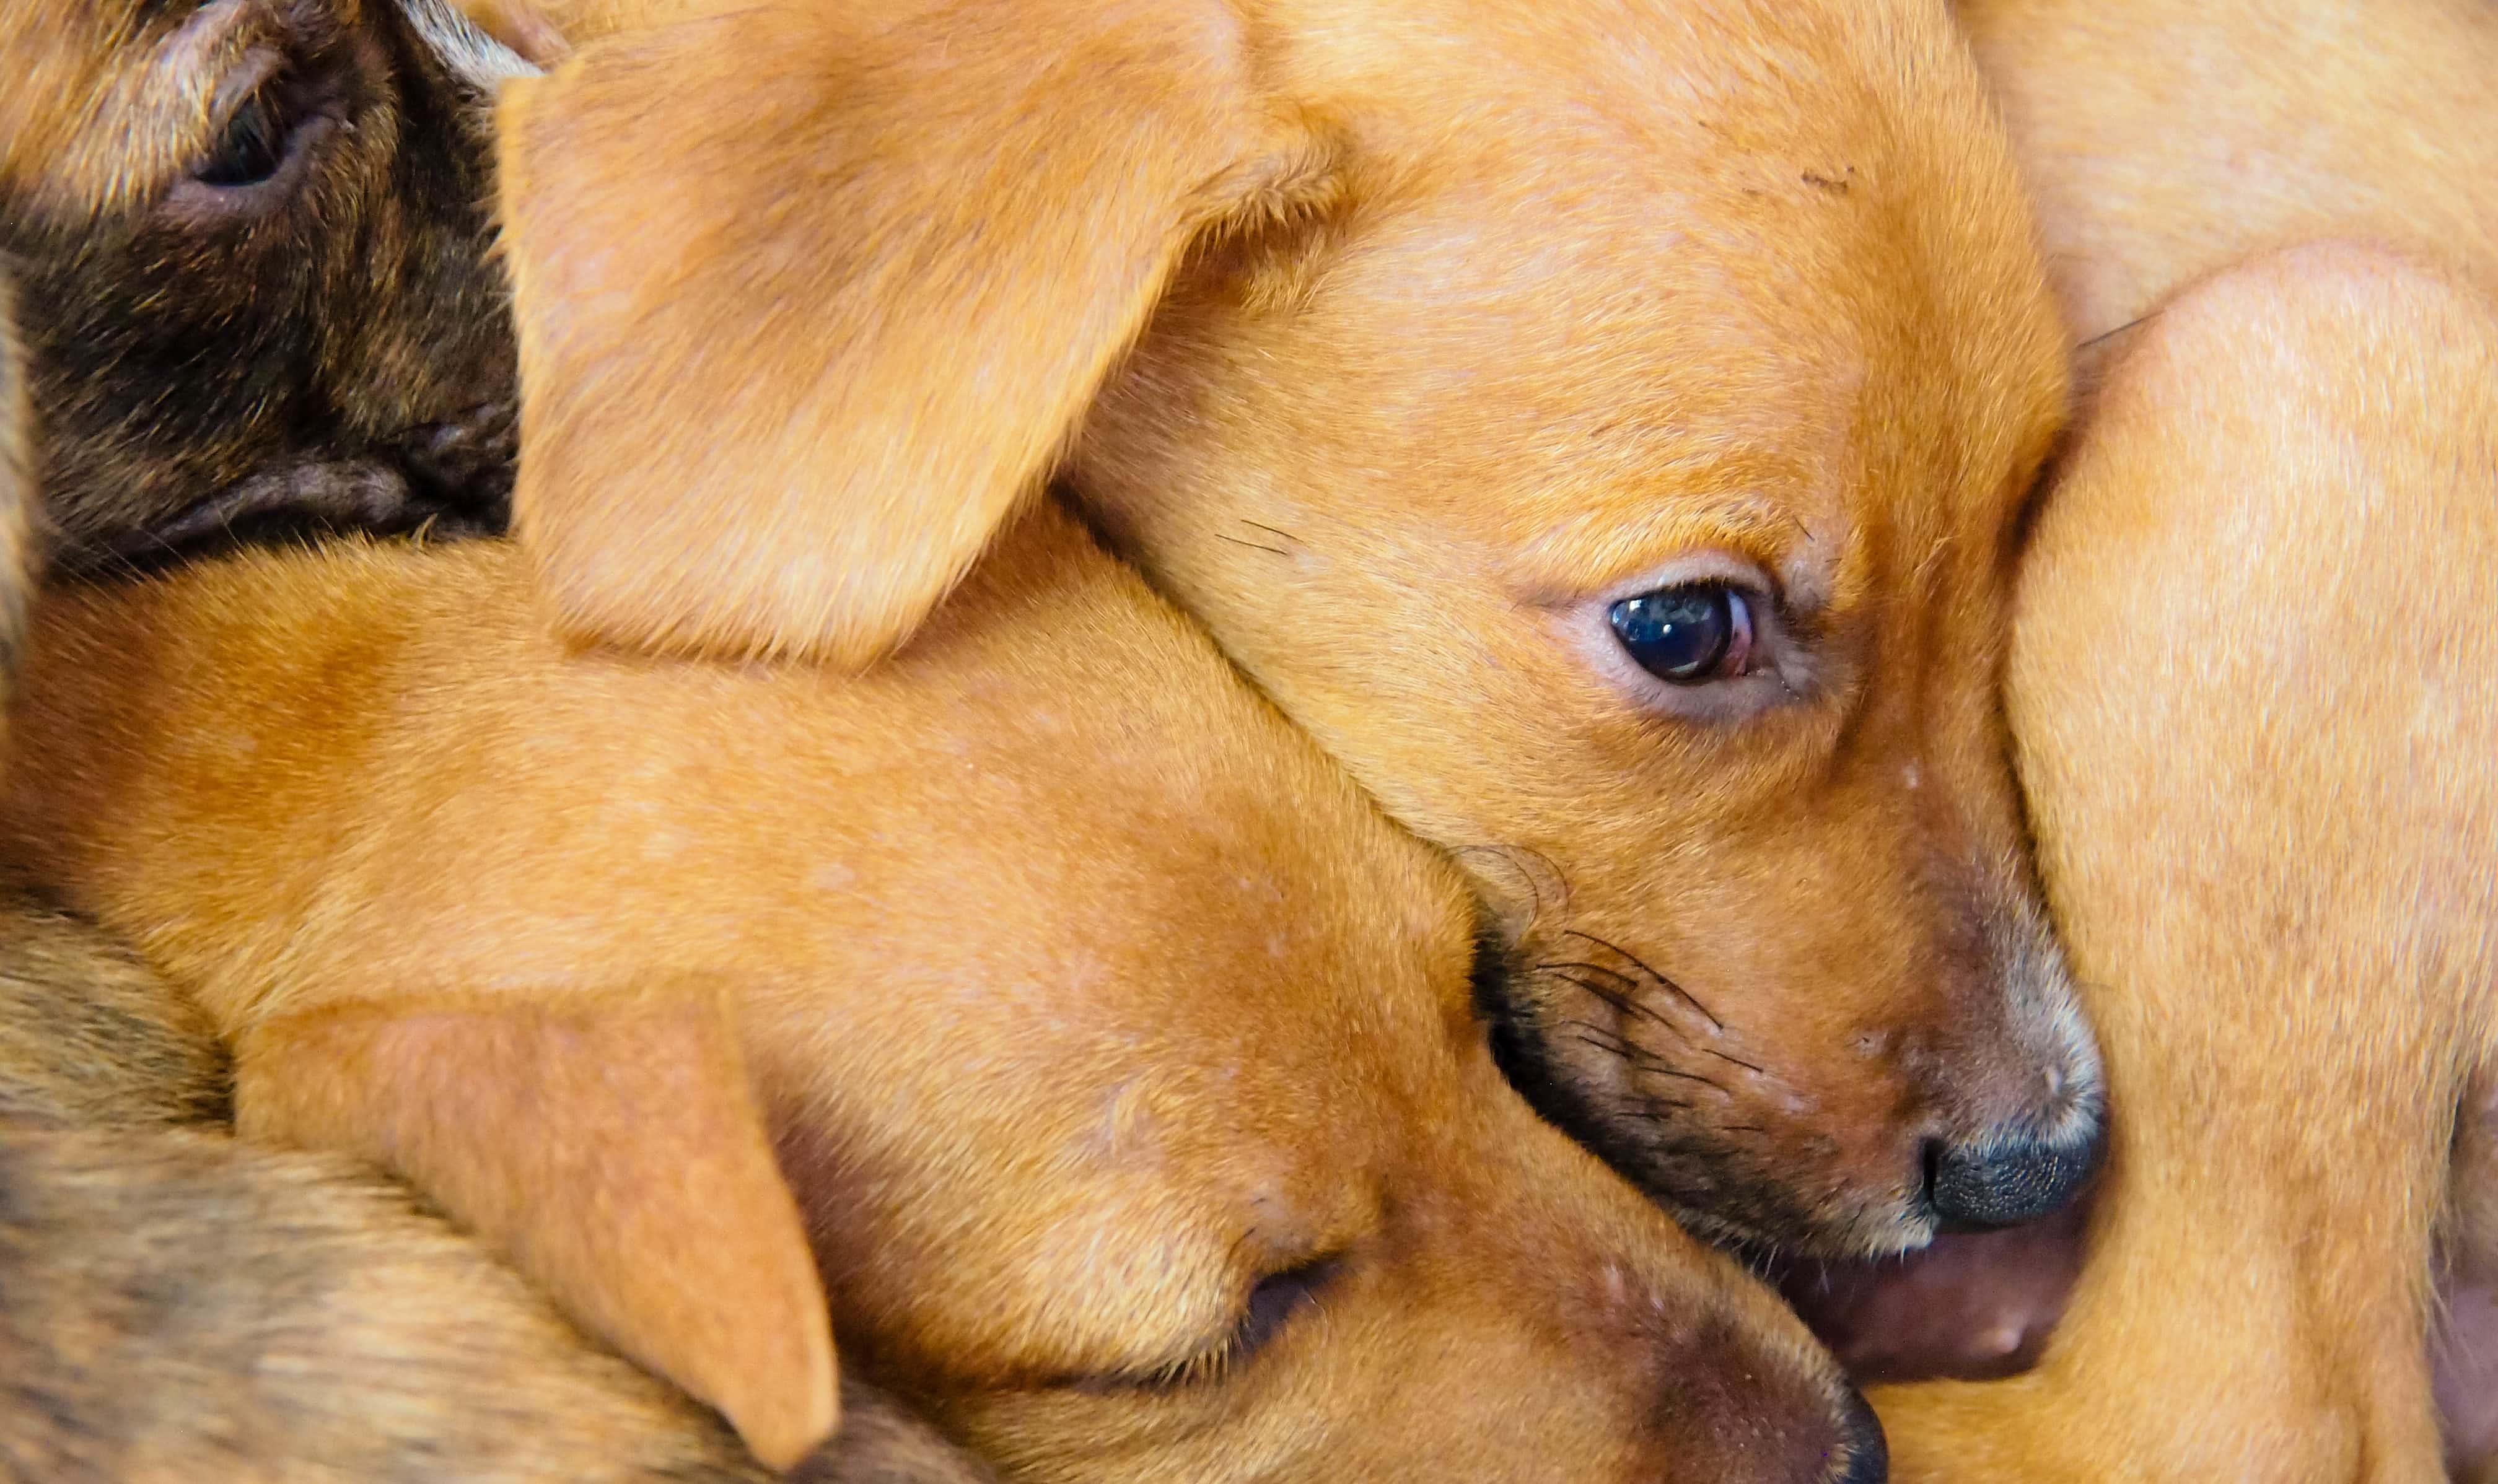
1872,244,2498,1482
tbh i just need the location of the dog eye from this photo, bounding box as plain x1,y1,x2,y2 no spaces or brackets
1608,583,1755,684
1143,1255,1340,1389
193,81,292,188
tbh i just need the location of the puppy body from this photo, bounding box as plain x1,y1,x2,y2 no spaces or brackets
1960,0,2498,348
0,505,1877,1483
1863,247,2498,1480
0,895,991,1484
478,0,2101,1262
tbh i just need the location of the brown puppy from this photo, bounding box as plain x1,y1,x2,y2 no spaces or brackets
0,499,1883,1482
1958,0,2498,348
0,0,518,582
0,895,992,1483
1855,247,2498,1480
464,0,2101,1265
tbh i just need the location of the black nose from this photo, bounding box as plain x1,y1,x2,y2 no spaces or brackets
1925,1120,2103,1231
1826,1387,1888,1484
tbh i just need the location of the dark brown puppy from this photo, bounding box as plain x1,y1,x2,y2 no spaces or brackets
0,895,996,1483
0,0,517,582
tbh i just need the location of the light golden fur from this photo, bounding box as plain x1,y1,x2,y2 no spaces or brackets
1,502,1878,1483
457,0,2104,1260
1865,246,2498,1480
1958,0,2498,347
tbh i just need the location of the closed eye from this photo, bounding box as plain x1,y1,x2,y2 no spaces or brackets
1138,1255,1341,1389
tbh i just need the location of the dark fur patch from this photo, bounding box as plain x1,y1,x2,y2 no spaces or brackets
3,1,516,580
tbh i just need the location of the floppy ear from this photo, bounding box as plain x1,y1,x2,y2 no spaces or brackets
494,0,1336,666
232,989,836,1472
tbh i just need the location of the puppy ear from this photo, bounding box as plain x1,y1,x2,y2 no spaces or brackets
232,989,836,1472
494,1,1335,666
0,268,33,729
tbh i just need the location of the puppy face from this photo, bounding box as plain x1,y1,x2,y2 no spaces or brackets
0,0,517,570
5,515,1883,1482
490,0,2100,1259
1077,1,2098,1259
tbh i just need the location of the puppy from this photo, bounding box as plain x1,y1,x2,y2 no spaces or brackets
0,896,993,1484
1852,246,2498,1479
0,0,517,583
1,495,1885,1482
463,0,2103,1267
1957,0,2498,351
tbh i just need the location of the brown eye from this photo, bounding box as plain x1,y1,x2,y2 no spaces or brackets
1609,584,1755,684
194,81,292,188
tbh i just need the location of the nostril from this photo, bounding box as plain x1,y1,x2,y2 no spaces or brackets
1828,1387,1888,1484
1926,1123,2103,1232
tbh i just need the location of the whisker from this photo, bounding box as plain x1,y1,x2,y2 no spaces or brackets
1543,968,1691,1043
1533,959,1642,995
1556,929,1725,1032
1701,1047,1766,1075
1562,1021,1729,1094
1216,533,1293,559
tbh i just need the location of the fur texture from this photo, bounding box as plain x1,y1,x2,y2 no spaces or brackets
1960,0,2498,349
1863,246,2498,1480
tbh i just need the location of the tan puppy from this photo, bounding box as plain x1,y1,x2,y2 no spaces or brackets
0,896,992,1484
1958,0,2498,347
1853,247,2498,1480
460,0,2102,1264
0,500,1882,1482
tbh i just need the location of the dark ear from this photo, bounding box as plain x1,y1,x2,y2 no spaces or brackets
0,267,33,728
494,0,1336,666
233,989,836,1472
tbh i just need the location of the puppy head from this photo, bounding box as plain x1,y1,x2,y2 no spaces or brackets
9,508,1882,1480
496,0,2099,1257
1075,0,2104,1260
0,0,522,571
755,843,1884,1484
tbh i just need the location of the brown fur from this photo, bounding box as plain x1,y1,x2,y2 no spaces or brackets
0,0,517,587
0,891,991,1483
478,0,2101,1262
1958,0,2498,349
0,271,27,722
0,498,1881,1481
1859,246,2498,1479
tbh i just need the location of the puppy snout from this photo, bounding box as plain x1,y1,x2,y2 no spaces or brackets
1923,1117,2102,1231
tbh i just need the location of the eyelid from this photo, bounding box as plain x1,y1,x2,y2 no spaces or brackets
1134,1254,1343,1390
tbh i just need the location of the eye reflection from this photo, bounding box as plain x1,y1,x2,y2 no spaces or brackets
1608,584,1753,684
